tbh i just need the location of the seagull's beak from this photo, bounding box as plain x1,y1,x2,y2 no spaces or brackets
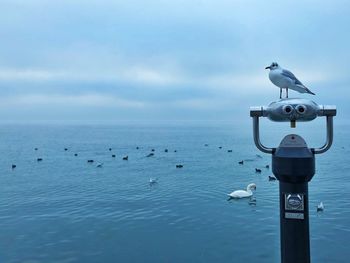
265,66,271,69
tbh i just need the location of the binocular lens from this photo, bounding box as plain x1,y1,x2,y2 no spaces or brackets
282,105,293,114
296,105,307,114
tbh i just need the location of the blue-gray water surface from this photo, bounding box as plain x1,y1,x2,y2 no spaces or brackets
0,121,349,263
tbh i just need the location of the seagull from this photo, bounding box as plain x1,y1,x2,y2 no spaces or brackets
317,202,324,212
149,178,158,184
265,62,315,99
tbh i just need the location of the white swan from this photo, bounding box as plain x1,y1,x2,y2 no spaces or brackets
228,183,256,199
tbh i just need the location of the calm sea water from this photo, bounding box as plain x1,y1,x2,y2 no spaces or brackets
0,121,349,263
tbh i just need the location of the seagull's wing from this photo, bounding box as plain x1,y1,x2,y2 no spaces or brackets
281,69,315,95
281,69,303,85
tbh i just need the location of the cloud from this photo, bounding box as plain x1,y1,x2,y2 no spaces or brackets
0,1,349,121
0,68,64,81
0,94,145,109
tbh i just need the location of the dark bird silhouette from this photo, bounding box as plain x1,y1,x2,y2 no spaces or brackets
12,164,16,169
112,154,116,158
268,176,277,181
123,156,128,160
255,168,262,173
238,160,244,165
176,164,184,168
146,153,154,157
87,160,94,163
37,158,43,162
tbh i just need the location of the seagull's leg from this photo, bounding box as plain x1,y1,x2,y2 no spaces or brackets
280,88,282,99
286,88,289,98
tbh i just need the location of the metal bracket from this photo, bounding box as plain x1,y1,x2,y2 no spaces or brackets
250,106,275,154
312,105,336,154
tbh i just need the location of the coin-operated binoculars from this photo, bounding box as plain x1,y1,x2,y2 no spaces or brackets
250,98,336,263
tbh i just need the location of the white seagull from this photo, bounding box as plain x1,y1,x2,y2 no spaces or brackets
265,62,315,99
149,177,158,184
317,202,324,212
228,183,256,199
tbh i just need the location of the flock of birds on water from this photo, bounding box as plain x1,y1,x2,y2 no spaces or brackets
9,142,324,213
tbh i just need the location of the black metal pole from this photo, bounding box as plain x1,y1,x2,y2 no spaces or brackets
279,181,310,263
272,134,315,263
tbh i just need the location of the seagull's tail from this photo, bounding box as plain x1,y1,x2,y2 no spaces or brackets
297,84,316,95
306,88,315,95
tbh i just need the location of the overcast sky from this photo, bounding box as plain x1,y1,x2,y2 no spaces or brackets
0,0,349,122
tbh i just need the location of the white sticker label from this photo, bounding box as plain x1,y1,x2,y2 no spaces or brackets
285,212,304,220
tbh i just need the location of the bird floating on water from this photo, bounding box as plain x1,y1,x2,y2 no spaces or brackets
123,156,128,161
268,175,277,181
228,183,256,199
317,202,324,212
265,62,315,99
149,178,158,184
96,162,103,168
255,168,262,173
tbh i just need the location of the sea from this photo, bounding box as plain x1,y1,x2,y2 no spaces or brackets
0,120,349,263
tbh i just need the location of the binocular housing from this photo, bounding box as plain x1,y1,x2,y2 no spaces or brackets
250,98,336,122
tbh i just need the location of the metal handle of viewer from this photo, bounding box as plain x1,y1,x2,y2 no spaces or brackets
312,116,334,154
252,116,275,154
250,106,274,154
